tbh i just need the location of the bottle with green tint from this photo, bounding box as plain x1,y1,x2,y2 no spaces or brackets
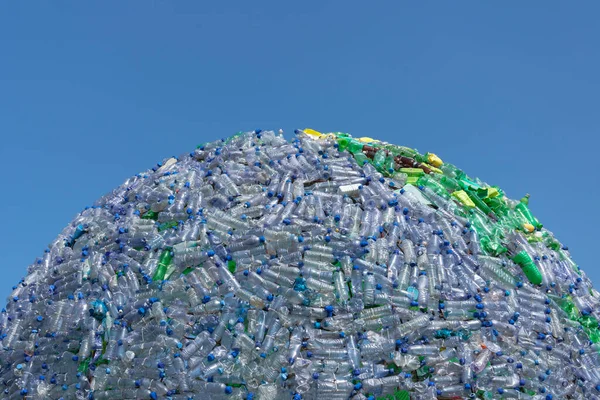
470,210,493,235
514,202,542,229
405,175,419,185
383,144,401,156
480,236,507,256
525,234,543,244
375,390,410,400
337,137,353,152
391,172,408,186
505,209,528,228
414,153,428,164
158,221,179,232
476,187,490,199
396,146,418,158
440,163,460,178
399,167,424,177
484,196,508,216
438,175,461,192
512,250,543,285
579,314,599,330
545,236,562,251
353,152,369,166
459,177,482,191
497,214,520,232
152,249,173,282
348,140,365,155
417,175,449,199
228,259,237,274
585,328,600,343
550,294,580,321
384,155,396,174
373,149,387,169
181,267,195,275
466,190,494,216
454,171,479,190
449,202,469,219
141,210,159,220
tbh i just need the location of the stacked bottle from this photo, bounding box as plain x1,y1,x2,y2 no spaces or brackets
0,128,598,399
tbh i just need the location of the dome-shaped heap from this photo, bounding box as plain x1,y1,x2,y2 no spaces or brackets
1,129,598,400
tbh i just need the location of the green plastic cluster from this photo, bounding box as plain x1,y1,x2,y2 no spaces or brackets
327,132,597,343
332,133,548,257
375,389,410,400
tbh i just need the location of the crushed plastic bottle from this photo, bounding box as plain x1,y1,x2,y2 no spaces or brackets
1,128,599,399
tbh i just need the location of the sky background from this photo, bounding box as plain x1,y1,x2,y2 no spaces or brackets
0,2,598,301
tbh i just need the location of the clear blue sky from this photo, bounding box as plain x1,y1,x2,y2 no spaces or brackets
0,2,598,301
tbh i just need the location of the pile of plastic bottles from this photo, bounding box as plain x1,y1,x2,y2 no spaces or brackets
1,128,599,400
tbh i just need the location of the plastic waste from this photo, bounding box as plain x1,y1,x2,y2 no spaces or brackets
0,128,598,399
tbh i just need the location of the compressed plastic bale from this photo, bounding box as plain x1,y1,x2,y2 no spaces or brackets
1,128,599,399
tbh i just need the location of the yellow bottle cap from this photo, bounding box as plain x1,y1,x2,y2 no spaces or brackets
523,223,535,233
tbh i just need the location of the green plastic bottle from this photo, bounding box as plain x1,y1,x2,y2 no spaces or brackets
383,144,401,156
158,221,178,232
440,164,460,179
399,167,424,177
515,202,542,229
373,149,387,169
418,175,449,199
512,251,543,285
470,210,493,235
141,210,159,220
228,259,237,274
484,196,508,216
439,175,461,192
586,328,600,343
414,153,428,164
396,146,418,158
580,314,599,329
466,191,494,216
337,137,351,152
353,152,369,166
384,155,396,174
152,249,174,282
348,140,365,155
